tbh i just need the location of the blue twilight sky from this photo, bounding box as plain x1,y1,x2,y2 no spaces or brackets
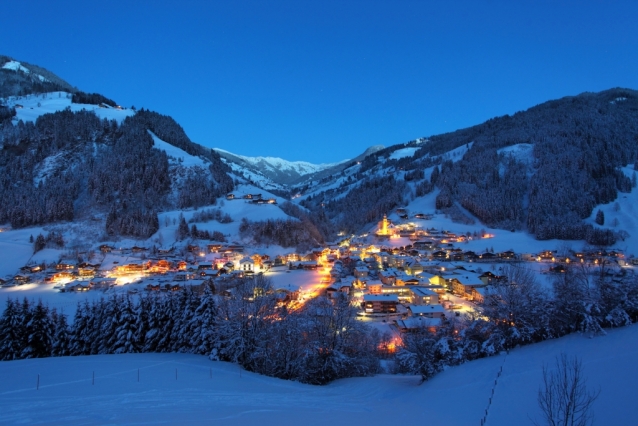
3,1,638,163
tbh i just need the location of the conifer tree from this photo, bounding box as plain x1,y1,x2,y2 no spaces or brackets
0,299,24,360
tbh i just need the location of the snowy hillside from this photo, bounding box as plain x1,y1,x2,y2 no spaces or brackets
5,91,134,124
1,324,636,425
2,60,49,82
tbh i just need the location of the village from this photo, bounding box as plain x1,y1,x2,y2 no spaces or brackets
1,208,632,339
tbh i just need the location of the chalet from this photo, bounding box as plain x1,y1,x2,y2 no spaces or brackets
21,264,43,273
413,240,435,250
499,250,516,260
479,252,497,260
115,262,147,274
52,270,75,281
198,262,213,270
354,267,369,279
78,266,96,277
91,278,116,289
242,193,262,200
226,193,235,200
410,287,440,305
432,250,448,260
13,274,30,284
363,294,399,314
63,281,90,292
450,250,464,261
199,269,219,278
276,284,301,302
148,259,171,274
15,104,24,109
56,261,76,270
463,251,478,261
407,304,446,318
207,244,223,253
239,257,255,271
538,250,554,261
479,271,500,285
187,244,200,253
131,246,148,253
325,286,339,298
174,272,196,281
394,317,441,333
157,247,175,255
295,261,317,270
449,272,486,298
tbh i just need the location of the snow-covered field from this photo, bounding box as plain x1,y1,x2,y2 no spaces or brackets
6,91,134,124
1,324,636,425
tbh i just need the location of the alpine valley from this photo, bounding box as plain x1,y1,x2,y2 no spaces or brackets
1,55,638,424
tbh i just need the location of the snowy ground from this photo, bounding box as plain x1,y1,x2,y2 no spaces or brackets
1,324,636,425
6,91,134,124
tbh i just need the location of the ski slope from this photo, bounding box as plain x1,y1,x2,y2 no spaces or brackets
0,324,636,425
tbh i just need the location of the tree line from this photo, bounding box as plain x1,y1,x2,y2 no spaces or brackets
3,264,637,386
0,277,379,385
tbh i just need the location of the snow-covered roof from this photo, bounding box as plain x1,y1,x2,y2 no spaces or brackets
364,294,399,302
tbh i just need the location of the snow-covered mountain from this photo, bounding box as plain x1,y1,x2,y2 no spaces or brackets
215,144,385,188
214,148,344,187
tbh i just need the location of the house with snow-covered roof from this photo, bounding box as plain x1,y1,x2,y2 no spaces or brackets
407,304,446,318
409,287,440,305
239,257,254,272
363,294,398,314
394,317,442,333
449,272,486,298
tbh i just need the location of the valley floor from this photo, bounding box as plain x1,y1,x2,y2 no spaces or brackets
1,324,637,425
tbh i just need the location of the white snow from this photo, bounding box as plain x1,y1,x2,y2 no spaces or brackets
497,143,534,163
149,131,207,168
389,147,418,160
6,92,134,124
0,324,636,424
583,165,638,256
1,60,49,82
215,148,341,175
2,60,31,74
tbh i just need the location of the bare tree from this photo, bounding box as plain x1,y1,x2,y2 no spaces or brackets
534,353,600,426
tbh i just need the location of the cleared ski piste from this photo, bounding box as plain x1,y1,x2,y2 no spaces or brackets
1,324,637,425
